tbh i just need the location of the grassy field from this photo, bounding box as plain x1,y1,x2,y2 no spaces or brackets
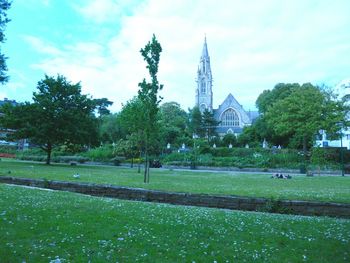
0,184,349,262
0,159,350,203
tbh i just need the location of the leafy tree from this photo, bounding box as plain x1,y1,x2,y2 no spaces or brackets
0,74,99,164
237,126,260,148
222,133,237,147
256,83,297,113
158,101,188,146
118,97,146,172
137,34,163,183
264,83,346,153
188,106,204,137
99,113,125,143
93,98,113,117
202,109,220,142
115,137,139,168
0,0,11,84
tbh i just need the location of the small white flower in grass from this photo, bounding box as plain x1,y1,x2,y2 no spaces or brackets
73,173,80,179
117,237,124,241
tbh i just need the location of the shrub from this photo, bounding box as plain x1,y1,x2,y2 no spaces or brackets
81,145,114,162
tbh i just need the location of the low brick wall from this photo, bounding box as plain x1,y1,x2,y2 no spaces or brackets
1,176,349,218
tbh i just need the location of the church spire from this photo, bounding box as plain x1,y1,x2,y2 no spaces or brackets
195,36,213,112
201,35,209,59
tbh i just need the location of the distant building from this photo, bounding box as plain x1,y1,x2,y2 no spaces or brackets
195,37,259,136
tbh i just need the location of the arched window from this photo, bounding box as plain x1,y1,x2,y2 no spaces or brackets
200,104,206,112
200,80,206,94
221,109,239,127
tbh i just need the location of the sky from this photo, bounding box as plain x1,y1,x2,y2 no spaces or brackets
1,0,350,112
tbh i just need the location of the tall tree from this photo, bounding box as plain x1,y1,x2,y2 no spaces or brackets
0,74,99,164
137,34,163,183
0,0,11,84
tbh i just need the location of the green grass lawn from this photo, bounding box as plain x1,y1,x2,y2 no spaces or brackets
0,184,349,262
1,159,350,203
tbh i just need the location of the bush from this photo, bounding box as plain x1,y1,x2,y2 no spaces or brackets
0,145,17,154
17,155,47,162
81,145,115,162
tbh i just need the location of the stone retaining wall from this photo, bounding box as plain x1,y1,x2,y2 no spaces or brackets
1,176,349,218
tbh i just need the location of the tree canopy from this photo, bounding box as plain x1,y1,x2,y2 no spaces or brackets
0,0,12,84
0,74,100,164
264,83,346,152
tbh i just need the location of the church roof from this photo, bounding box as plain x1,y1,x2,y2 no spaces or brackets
214,93,252,124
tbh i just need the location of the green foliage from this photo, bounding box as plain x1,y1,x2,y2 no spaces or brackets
99,113,125,143
0,0,11,83
0,145,17,154
222,134,237,147
162,148,304,169
202,109,220,141
0,74,100,164
81,144,114,162
16,155,89,164
137,34,163,183
263,83,346,151
158,101,188,145
256,83,296,113
188,106,204,137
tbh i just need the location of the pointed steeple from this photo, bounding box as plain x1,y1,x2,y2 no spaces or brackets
195,36,213,112
201,35,209,59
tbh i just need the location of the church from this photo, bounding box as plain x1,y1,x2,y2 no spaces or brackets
195,37,259,136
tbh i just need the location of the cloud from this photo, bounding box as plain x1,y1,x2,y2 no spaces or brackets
73,0,141,23
23,0,350,112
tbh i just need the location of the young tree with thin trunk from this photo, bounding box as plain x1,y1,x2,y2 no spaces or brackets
137,35,163,183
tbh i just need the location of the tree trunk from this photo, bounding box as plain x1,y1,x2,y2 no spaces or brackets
302,136,307,155
138,151,141,173
144,152,148,183
131,157,134,168
46,143,52,165
147,159,150,183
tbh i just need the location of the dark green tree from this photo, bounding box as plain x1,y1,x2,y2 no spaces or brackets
222,133,237,147
188,106,204,137
99,113,125,143
137,34,163,183
0,0,11,83
202,109,219,142
0,74,99,164
93,98,113,117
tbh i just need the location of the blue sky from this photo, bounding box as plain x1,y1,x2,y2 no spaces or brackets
1,0,350,112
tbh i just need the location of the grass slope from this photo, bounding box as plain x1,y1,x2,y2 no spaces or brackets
0,184,349,262
1,159,350,203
